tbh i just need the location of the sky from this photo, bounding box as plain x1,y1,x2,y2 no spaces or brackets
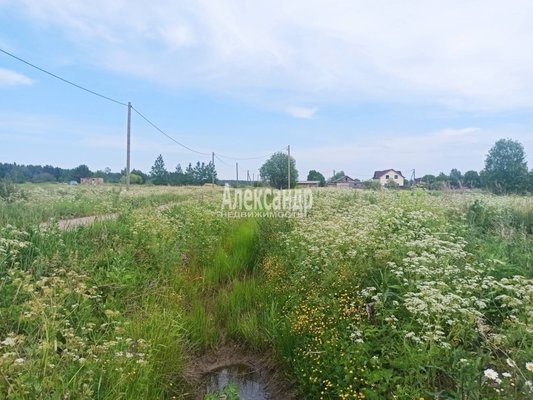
1,0,533,181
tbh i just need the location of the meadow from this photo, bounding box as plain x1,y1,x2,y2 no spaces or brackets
0,184,532,399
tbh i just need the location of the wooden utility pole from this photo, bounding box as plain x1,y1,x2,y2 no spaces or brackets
287,145,291,190
236,162,239,184
126,102,131,191
211,152,215,185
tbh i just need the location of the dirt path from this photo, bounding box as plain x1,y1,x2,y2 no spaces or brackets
39,202,176,231
39,213,119,231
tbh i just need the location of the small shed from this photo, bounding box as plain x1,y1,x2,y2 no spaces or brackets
329,175,360,188
80,177,104,185
296,180,320,188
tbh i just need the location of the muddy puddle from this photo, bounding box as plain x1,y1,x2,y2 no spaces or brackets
202,364,268,399
186,345,295,400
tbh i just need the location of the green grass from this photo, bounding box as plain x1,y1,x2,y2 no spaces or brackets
2,185,532,399
261,189,533,399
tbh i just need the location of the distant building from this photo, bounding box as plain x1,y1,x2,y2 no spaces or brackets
328,175,361,188
296,180,320,188
80,177,104,185
372,169,405,187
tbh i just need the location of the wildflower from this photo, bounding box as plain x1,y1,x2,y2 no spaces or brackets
502,372,511,378
0,337,16,347
526,362,533,372
506,358,517,368
14,358,24,365
484,369,499,381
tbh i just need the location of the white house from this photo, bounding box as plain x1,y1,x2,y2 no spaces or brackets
373,169,405,187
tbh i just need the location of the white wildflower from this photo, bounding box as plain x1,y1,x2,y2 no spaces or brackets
0,337,16,347
484,368,499,381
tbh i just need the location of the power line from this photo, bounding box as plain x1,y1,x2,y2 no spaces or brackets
0,47,128,107
0,47,285,162
131,106,211,156
214,154,233,167
215,148,286,161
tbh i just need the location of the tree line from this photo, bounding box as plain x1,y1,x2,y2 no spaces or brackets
417,139,533,194
259,139,533,194
1,139,532,194
0,154,217,186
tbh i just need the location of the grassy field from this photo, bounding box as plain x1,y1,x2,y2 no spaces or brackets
1,184,532,399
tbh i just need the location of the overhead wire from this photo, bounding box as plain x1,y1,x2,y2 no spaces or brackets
214,154,233,167
130,106,212,156
215,147,286,161
0,47,288,163
0,47,128,107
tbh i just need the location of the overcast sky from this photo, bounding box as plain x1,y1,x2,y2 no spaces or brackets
1,0,533,180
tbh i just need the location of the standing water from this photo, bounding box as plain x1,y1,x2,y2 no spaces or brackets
202,364,269,400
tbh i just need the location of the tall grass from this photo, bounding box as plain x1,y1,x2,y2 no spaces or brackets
5,185,530,399
0,186,233,399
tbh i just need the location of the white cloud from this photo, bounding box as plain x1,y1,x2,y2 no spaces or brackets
5,1,533,111
0,68,32,86
286,106,318,119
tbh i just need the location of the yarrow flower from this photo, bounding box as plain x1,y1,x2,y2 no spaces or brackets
0,337,16,347
484,368,499,381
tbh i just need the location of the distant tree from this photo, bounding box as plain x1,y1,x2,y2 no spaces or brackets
483,139,528,194
119,168,146,184
31,172,56,183
260,152,298,189
7,165,29,183
449,169,463,189
93,170,106,179
307,170,326,187
420,174,436,189
43,165,62,181
131,169,146,184
169,164,186,186
120,173,143,184
184,163,195,185
150,154,168,185
363,180,382,190
191,161,217,185
71,164,92,182
419,174,448,190
463,170,481,189
436,172,449,182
